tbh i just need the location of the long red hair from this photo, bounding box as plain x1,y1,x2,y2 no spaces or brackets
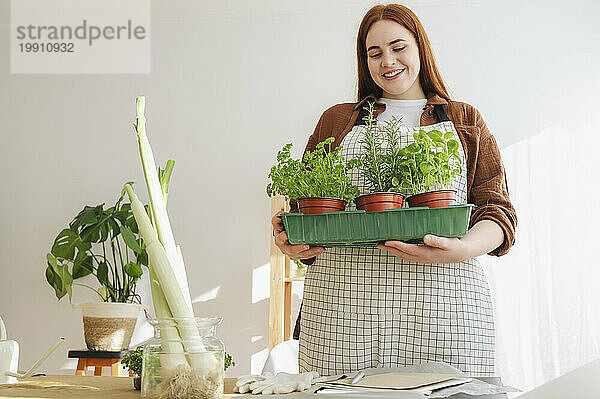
356,4,450,101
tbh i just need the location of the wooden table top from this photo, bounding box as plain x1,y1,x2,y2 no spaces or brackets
0,375,242,399
0,374,508,398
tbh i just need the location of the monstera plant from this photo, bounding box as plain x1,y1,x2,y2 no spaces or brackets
45,184,150,303
45,179,164,351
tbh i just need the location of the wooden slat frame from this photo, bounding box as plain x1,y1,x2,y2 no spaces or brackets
268,195,305,351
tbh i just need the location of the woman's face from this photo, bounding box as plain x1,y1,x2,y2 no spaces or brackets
365,20,425,100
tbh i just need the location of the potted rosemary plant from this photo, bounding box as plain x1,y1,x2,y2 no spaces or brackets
354,102,405,212
267,137,359,214
400,129,463,208
45,184,155,351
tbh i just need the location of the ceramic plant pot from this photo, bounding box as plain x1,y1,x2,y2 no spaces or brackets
73,303,143,351
296,197,346,214
355,192,405,212
407,190,457,208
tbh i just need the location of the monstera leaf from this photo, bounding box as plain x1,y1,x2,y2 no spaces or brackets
46,253,73,300
51,229,91,261
69,204,104,232
120,225,141,254
72,251,93,279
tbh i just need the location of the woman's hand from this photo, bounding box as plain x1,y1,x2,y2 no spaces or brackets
272,210,326,260
376,220,505,264
376,235,472,264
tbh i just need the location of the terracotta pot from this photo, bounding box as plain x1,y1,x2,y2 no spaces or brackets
407,190,457,208
355,192,404,212
296,197,346,214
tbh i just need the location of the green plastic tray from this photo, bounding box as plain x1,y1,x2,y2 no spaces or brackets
280,204,475,247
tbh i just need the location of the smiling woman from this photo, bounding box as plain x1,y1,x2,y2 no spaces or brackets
364,21,424,100
271,3,517,378
357,6,450,103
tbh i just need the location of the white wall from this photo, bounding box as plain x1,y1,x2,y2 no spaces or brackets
1,0,599,385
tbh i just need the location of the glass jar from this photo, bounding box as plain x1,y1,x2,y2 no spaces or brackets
142,317,224,399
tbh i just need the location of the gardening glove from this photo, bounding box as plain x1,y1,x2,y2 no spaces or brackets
235,373,270,393
236,371,321,394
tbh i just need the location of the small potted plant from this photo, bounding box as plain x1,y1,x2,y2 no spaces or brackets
122,346,143,389
267,137,359,214
353,102,405,212
399,129,462,208
45,185,151,351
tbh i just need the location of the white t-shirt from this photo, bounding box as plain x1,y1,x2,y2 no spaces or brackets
376,97,428,128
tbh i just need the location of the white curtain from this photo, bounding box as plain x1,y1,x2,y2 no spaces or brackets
480,123,600,392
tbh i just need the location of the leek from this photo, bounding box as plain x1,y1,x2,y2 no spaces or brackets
124,184,216,370
134,97,193,313
149,159,186,368
126,96,218,373
148,268,187,370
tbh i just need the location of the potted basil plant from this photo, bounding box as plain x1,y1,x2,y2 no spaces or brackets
45,183,155,351
267,137,359,214
399,129,463,208
353,101,405,212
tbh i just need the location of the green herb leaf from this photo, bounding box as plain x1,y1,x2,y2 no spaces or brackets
427,130,442,139
448,140,459,151
419,162,433,174
407,143,420,153
425,174,435,187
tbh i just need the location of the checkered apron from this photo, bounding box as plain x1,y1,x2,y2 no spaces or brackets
298,119,496,377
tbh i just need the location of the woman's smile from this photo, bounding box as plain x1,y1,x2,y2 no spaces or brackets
382,68,405,80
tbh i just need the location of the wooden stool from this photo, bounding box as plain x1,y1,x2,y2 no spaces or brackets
68,350,133,377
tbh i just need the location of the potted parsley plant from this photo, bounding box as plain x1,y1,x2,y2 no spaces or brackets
267,137,359,214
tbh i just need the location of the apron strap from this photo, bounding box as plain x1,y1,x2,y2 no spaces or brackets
354,102,450,125
433,104,450,122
